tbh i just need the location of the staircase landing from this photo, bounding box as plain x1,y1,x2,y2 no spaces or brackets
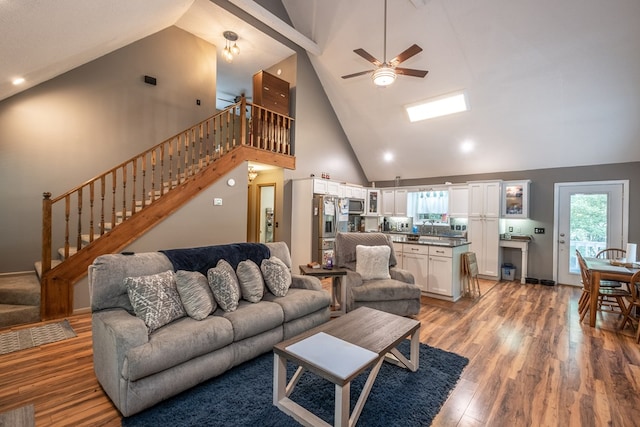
0,273,41,329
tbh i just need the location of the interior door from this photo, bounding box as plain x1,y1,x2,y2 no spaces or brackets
555,181,627,286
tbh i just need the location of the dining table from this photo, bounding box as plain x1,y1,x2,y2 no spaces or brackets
583,257,640,327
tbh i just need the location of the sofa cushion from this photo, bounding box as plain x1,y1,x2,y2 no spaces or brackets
176,270,216,320
220,300,285,341
208,260,241,312
261,256,291,297
351,279,421,302
122,315,234,381
263,288,332,322
236,260,265,303
356,245,391,280
125,270,186,333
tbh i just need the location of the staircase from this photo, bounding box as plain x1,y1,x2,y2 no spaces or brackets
0,273,40,329
22,96,295,323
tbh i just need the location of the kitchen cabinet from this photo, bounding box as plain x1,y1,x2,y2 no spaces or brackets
468,181,501,278
312,178,340,196
449,185,468,217
344,185,365,200
366,189,380,215
428,246,454,296
502,180,531,218
381,189,408,216
401,244,429,292
393,242,468,300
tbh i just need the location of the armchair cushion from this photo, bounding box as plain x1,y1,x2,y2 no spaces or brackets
356,245,391,280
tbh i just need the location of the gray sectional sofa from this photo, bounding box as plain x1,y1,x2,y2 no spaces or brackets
88,241,331,417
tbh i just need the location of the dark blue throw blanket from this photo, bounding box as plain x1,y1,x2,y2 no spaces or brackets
160,243,271,275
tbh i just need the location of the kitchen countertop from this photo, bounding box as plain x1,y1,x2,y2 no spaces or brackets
386,233,470,248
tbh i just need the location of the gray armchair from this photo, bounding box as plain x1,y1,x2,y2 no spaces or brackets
334,232,421,317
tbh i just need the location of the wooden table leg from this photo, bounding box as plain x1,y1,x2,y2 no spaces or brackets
589,271,601,327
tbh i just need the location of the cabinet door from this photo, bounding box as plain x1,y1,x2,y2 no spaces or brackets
449,185,468,217
484,181,501,218
366,189,380,215
381,189,395,216
327,181,341,196
468,183,485,217
428,255,452,296
502,180,530,218
467,216,485,267
403,253,428,292
482,217,501,276
313,179,328,195
395,189,408,216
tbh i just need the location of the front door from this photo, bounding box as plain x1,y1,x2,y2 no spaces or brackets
554,181,628,286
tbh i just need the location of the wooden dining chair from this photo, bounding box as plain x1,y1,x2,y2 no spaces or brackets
620,270,640,341
596,248,626,260
576,250,630,323
462,252,481,298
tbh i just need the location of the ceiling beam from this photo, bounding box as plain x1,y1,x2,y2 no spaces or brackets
228,0,321,55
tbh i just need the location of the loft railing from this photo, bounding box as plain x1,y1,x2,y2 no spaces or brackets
41,96,293,278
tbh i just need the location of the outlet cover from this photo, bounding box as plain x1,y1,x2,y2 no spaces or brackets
213,198,223,206
534,227,545,234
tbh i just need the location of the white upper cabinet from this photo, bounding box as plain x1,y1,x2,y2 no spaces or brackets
449,185,468,217
468,181,501,218
502,180,531,218
366,189,381,215
381,189,408,216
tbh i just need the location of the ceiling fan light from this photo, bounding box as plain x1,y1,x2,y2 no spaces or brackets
372,67,396,86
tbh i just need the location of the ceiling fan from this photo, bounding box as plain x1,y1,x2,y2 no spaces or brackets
341,0,428,86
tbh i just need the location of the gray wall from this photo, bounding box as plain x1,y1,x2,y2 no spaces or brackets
0,26,219,273
376,161,640,281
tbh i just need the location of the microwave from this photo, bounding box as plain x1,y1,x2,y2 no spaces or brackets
348,198,365,214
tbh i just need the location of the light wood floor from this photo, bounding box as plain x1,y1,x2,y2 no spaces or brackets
1,281,639,426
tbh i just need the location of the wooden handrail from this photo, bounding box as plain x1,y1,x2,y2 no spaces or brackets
40,96,294,319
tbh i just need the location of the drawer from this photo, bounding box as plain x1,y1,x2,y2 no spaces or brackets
429,246,452,258
403,244,429,256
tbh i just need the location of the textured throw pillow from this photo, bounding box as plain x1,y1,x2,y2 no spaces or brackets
125,270,186,333
356,245,391,280
261,256,292,297
236,260,265,303
207,260,241,312
176,270,217,320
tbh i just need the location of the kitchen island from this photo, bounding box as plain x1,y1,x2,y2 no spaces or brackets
388,233,470,302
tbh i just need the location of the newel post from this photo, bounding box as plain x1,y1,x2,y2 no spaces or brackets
42,192,52,274
239,95,247,146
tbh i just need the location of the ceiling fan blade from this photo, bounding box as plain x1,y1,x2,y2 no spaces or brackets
353,49,383,67
341,70,373,79
395,68,428,78
390,44,423,65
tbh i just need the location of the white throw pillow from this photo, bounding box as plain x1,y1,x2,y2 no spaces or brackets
356,245,391,280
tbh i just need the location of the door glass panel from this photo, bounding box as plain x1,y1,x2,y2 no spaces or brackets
568,193,608,274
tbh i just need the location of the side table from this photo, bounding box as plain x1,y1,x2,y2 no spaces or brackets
299,265,347,317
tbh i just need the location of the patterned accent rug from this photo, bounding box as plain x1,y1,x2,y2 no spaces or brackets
0,320,76,355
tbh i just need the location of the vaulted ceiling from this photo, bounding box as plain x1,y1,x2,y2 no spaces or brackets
2,0,639,181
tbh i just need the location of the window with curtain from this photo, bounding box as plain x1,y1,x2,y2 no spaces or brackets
407,191,449,224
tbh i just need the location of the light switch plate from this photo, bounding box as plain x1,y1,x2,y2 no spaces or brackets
213,198,223,206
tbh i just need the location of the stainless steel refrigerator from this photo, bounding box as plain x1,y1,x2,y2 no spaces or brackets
312,195,348,265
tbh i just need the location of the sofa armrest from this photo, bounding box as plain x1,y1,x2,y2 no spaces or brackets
343,270,364,312
390,267,415,284
92,309,148,409
290,274,323,291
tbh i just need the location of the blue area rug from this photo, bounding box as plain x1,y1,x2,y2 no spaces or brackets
122,341,468,426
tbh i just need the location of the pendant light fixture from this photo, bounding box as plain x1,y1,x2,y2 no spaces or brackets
222,31,240,63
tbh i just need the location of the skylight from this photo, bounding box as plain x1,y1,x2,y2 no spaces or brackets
405,91,469,122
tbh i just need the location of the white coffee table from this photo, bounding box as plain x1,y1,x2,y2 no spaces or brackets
272,307,421,427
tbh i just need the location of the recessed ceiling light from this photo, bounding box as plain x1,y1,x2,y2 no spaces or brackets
460,140,474,153
12,77,25,85
405,90,469,122
383,152,394,162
